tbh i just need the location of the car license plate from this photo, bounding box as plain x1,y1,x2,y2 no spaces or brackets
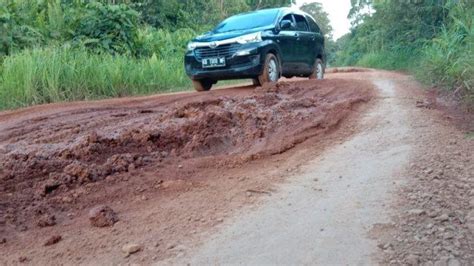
202,57,226,68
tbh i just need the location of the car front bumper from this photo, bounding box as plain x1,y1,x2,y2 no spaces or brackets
184,42,270,80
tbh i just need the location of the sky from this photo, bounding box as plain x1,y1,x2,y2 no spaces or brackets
295,0,352,39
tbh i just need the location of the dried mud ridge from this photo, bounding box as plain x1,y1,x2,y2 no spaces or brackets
0,79,373,233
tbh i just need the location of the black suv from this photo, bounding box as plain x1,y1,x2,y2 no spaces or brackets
184,8,326,91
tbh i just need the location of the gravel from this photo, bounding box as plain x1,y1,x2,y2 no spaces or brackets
381,124,473,264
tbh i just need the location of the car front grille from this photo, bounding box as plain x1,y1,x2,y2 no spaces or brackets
194,43,241,61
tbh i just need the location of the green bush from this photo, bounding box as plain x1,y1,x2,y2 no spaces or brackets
0,46,190,110
137,27,196,58
72,2,140,55
0,1,144,56
0,1,45,56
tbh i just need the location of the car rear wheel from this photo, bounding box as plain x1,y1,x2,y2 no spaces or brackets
258,53,280,85
192,79,213,92
309,58,324,80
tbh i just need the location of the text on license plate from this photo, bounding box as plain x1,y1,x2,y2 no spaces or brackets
202,57,226,68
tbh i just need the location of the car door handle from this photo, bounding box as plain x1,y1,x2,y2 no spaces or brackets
294,32,301,41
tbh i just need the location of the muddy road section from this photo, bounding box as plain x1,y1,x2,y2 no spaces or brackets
171,71,474,265
0,77,373,263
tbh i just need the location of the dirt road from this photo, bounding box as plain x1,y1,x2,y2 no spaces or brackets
1,70,472,265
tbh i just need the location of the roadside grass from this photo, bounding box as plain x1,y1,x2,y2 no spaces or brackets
0,45,255,111
415,8,473,105
0,46,191,110
356,50,419,71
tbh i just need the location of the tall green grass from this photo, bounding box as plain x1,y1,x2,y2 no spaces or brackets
416,6,473,103
0,46,190,110
356,49,419,71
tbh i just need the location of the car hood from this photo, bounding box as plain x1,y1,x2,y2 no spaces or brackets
193,26,274,42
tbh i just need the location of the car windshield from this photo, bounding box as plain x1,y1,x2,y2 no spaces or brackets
212,9,279,33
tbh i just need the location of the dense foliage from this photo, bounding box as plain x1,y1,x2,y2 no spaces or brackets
73,2,140,55
335,0,473,103
0,0,296,57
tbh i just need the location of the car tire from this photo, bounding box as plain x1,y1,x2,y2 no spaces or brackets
258,53,280,85
252,78,261,86
192,79,213,92
309,58,325,80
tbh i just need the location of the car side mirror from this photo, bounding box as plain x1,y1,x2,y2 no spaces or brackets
280,20,293,30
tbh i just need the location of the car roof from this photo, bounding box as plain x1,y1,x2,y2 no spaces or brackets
235,7,309,18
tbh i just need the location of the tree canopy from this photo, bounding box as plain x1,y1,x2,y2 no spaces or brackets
300,2,333,39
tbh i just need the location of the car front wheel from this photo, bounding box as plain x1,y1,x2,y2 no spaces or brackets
309,58,324,80
258,53,280,85
252,78,261,86
192,79,213,92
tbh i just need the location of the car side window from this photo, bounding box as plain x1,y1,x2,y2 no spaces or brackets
294,14,309,32
281,14,296,31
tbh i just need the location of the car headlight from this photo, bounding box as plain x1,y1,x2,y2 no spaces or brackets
235,48,258,56
187,42,198,51
236,32,262,44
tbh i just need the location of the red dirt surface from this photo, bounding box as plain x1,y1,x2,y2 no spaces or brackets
0,77,374,264
326,67,372,74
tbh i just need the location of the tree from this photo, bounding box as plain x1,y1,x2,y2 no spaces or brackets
215,0,250,20
348,0,372,27
300,2,333,39
132,0,252,30
246,0,293,10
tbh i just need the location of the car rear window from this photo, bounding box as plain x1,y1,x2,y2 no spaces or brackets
212,9,280,33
